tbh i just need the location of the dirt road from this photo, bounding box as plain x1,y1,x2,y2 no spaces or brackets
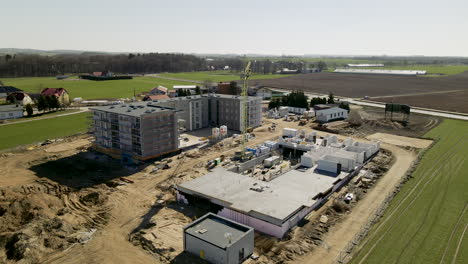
292,144,417,264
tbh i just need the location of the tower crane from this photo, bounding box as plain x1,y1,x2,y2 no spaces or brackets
240,61,252,160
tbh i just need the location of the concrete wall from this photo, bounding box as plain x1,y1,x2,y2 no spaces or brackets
185,233,227,264
317,159,340,174
226,228,254,264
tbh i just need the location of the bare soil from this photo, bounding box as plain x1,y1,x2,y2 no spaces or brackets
253,72,468,113
0,115,431,264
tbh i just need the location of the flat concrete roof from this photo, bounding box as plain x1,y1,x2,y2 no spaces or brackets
185,213,252,249
177,167,348,225
90,102,176,117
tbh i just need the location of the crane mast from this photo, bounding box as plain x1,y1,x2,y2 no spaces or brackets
240,61,252,159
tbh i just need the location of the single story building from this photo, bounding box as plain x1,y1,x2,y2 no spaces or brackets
183,213,254,264
0,104,24,120
315,107,348,123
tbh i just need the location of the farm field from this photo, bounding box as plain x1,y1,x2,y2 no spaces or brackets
351,119,468,264
158,70,295,82
360,65,468,76
0,112,90,150
0,76,196,100
254,72,468,113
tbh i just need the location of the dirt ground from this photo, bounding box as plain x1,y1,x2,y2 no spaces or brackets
0,114,432,264
338,105,441,138
366,133,432,149
253,71,468,113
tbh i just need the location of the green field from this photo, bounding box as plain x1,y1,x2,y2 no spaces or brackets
0,76,196,100
158,71,295,82
351,119,468,264
359,65,468,76
0,112,90,150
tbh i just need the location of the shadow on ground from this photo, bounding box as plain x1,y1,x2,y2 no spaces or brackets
29,150,137,189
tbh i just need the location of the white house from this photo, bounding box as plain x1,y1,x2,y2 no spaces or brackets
315,107,348,123
0,104,24,120
256,87,273,99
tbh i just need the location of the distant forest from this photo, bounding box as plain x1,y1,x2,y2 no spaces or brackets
1,51,467,78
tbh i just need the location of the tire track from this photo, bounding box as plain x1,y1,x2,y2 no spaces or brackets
356,134,468,264
439,202,468,264
393,156,465,264
451,223,468,264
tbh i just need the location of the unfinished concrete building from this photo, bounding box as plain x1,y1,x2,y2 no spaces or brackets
177,131,380,238
91,103,179,163
154,94,262,132
183,213,254,264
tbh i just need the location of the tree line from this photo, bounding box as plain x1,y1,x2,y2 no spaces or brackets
0,52,329,77
269,92,350,112
0,53,206,77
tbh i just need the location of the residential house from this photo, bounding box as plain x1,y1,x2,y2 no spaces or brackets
0,86,22,101
149,86,168,95
143,94,170,101
7,92,34,105
41,88,70,106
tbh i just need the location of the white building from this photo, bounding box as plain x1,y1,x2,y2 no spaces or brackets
256,87,273,99
315,107,348,123
0,104,24,120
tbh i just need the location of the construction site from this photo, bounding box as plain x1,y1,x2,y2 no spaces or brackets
0,63,436,264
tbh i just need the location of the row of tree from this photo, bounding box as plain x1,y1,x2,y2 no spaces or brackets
37,95,62,112
268,91,310,109
0,53,206,77
0,52,330,77
269,92,350,112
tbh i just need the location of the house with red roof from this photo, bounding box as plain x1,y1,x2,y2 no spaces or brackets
41,88,70,106
142,94,170,101
149,86,168,95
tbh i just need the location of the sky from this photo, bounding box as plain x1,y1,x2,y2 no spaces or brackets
2,0,468,56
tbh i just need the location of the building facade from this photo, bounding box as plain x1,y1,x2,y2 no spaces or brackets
0,104,24,120
315,107,348,123
208,94,262,131
183,213,254,264
91,103,179,163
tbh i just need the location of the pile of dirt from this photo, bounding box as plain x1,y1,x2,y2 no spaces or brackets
0,180,111,263
342,106,440,138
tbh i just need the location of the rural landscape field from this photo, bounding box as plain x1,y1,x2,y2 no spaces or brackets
351,119,468,264
1,1,467,264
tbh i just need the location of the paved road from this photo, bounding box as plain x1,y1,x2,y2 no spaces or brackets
0,108,89,126
268,87,468,121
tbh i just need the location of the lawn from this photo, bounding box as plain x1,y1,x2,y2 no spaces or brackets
0,112,90,150
351,119,468,264
359,65,468,76
158,71,296,82
0,76,196,100
4,109,80,123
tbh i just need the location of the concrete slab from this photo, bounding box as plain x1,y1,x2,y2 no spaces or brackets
177,167,348,225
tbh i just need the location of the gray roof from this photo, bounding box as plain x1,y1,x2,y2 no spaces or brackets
0,86,22,94
185,213,252,248
0,104,23,112
90,102,176,117
316,107,347,115
177,167,348,225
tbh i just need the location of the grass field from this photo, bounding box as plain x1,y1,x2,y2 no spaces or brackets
0,76,196,100
158,71,296,82
351,119,468,264
4,109,80,123
0,112,90,150
359,65,468,76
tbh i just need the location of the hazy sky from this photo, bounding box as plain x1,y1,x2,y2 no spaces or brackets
2,0,468,56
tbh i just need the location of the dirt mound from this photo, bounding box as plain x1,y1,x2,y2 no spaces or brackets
0,180,111,263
